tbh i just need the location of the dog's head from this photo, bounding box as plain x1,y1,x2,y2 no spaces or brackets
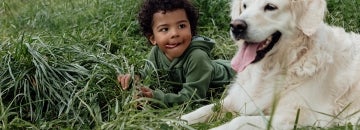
230,0,326,72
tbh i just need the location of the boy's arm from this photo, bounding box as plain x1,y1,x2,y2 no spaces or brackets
152,50,214,106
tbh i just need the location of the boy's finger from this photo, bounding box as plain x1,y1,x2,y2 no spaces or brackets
139,87,153,98
124,75,131,89
117,75,122,83
120,76,128,90
139,87,147,92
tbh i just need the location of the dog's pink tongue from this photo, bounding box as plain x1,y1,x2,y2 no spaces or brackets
231,43,260,72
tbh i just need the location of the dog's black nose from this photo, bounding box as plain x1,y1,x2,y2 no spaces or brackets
230,20,247,35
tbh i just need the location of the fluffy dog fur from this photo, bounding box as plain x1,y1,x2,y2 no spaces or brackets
180,0,360,129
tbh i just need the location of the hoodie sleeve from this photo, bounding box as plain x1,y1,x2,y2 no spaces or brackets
152,49,214,106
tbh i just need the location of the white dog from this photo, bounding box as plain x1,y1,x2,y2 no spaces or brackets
180,0,360,129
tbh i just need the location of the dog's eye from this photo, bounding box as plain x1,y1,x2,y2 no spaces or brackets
243,4,247,9
264,3,277,11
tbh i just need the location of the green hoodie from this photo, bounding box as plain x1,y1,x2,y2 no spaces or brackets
140,36,236,106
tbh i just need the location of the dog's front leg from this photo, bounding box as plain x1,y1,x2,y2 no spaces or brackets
180,94,246,125
180,103,216,124
210,116,270,130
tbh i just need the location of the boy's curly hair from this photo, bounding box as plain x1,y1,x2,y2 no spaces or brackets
138,0,199,44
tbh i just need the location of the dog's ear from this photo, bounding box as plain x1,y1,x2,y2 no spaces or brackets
230,0,243,19
291,0,326,36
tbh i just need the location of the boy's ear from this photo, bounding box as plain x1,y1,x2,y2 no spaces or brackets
149,35,157,45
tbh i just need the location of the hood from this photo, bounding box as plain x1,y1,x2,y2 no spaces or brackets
186,36,215,56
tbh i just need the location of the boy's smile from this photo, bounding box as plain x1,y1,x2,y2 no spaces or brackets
165,42,180,49
149,9,192,61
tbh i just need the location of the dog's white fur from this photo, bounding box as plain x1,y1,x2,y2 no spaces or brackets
180,0,360,129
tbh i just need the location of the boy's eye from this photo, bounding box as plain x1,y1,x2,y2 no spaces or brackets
179,24,186,29
159,28,168,32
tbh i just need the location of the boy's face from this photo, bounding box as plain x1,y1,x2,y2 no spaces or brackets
149,9,192,61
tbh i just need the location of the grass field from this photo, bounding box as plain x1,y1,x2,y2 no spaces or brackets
0,0,359,129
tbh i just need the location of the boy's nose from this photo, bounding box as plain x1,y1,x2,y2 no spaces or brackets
170,29,180,38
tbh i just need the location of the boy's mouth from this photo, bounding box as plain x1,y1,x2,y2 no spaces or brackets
166,42,181,49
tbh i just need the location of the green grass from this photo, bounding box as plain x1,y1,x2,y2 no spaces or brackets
0,0,359,129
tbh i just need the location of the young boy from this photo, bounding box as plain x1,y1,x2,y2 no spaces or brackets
118,0,236,106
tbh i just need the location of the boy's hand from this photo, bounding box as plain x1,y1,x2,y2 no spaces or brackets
117,74,131,90
139,87,153,98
